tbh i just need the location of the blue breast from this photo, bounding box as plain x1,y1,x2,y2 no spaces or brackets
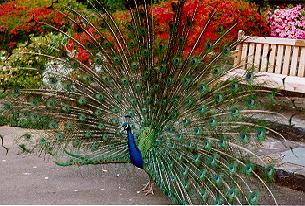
127,127,144,168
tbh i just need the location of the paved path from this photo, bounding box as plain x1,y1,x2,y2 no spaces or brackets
0,126,305,205
0,127,169,204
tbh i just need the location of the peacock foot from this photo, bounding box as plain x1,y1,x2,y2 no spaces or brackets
141,181,154,196
141,181,150,191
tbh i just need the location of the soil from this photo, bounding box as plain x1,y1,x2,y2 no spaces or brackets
269,123,305,143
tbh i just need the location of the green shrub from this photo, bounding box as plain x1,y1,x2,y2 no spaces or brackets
0,0,90,52
78,0,168,12
0,32,69,90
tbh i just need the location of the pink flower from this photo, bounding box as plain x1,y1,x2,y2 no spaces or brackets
268,5,305,39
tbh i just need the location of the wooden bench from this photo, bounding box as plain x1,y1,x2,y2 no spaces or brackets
232,30,305,93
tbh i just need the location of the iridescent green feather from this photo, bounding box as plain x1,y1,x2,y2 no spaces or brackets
137,127,156,159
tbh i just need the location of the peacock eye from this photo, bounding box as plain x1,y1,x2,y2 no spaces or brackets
129,41,135,48
79,113,87,121
212,65,221,76
153,84,161,92
205,42,212,52
111,118,119,125
203,139,211,150
239,132,249,143
160,64,167,73
77,96,87,105
230,107,240,117
199,189,206,199
214,175,221,183
111,106,120,113
246,96,256,108
244,163,254,175
176,134,183,141
159,44,165,50
113,93,122,101
249,191,260,204
84,131,92,138
65,121,73,129
198,83,209,94
49,76,58,84
143,70,151,79
246,72,254,81
191,58,197,65
228,163,237,174
143,49,150,57
215,196,223,205
56,133,64,141
39,137,46,145
172,57,181,66
231,82,239,92
48,120,58,129
70,59,79,69
131,62,138,71
193,127,202,135
256,127,266,141
228,189,236,198
72,139,81,148
97,123,105,130
215,93,224,103
146,96,152,103
113,57,121,64
94,57,102,65
24,133,32,141
208,117,217,127
222,46,230,55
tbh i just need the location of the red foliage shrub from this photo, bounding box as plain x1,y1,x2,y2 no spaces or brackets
151,0,270,56
77,47,91,63
65,32,93,64
0,0,65,51
66,0,270,62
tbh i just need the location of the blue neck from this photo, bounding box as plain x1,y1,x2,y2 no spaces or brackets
127,127,144,168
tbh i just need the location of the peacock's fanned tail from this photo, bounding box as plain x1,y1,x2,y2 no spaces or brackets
1,0,286,204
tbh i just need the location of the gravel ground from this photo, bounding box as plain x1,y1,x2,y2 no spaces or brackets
0,126,305,205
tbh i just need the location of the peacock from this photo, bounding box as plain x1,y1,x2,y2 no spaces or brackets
0,0,291,204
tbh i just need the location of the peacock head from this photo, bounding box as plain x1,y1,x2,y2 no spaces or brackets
122,115,131,130
122,122,130,130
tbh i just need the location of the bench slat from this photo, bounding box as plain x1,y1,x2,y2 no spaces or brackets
233,44,242,67
247,43,255,69
261,44,269,72
298,47,305,77
243,36,305,47
282,45,291,75
275,45,284,74
268,44,277,73
240,43,248,70
254,44,262,71
290,46,299,76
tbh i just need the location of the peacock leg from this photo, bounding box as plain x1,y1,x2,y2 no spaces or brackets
141,181,150,191
141,180,154,196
